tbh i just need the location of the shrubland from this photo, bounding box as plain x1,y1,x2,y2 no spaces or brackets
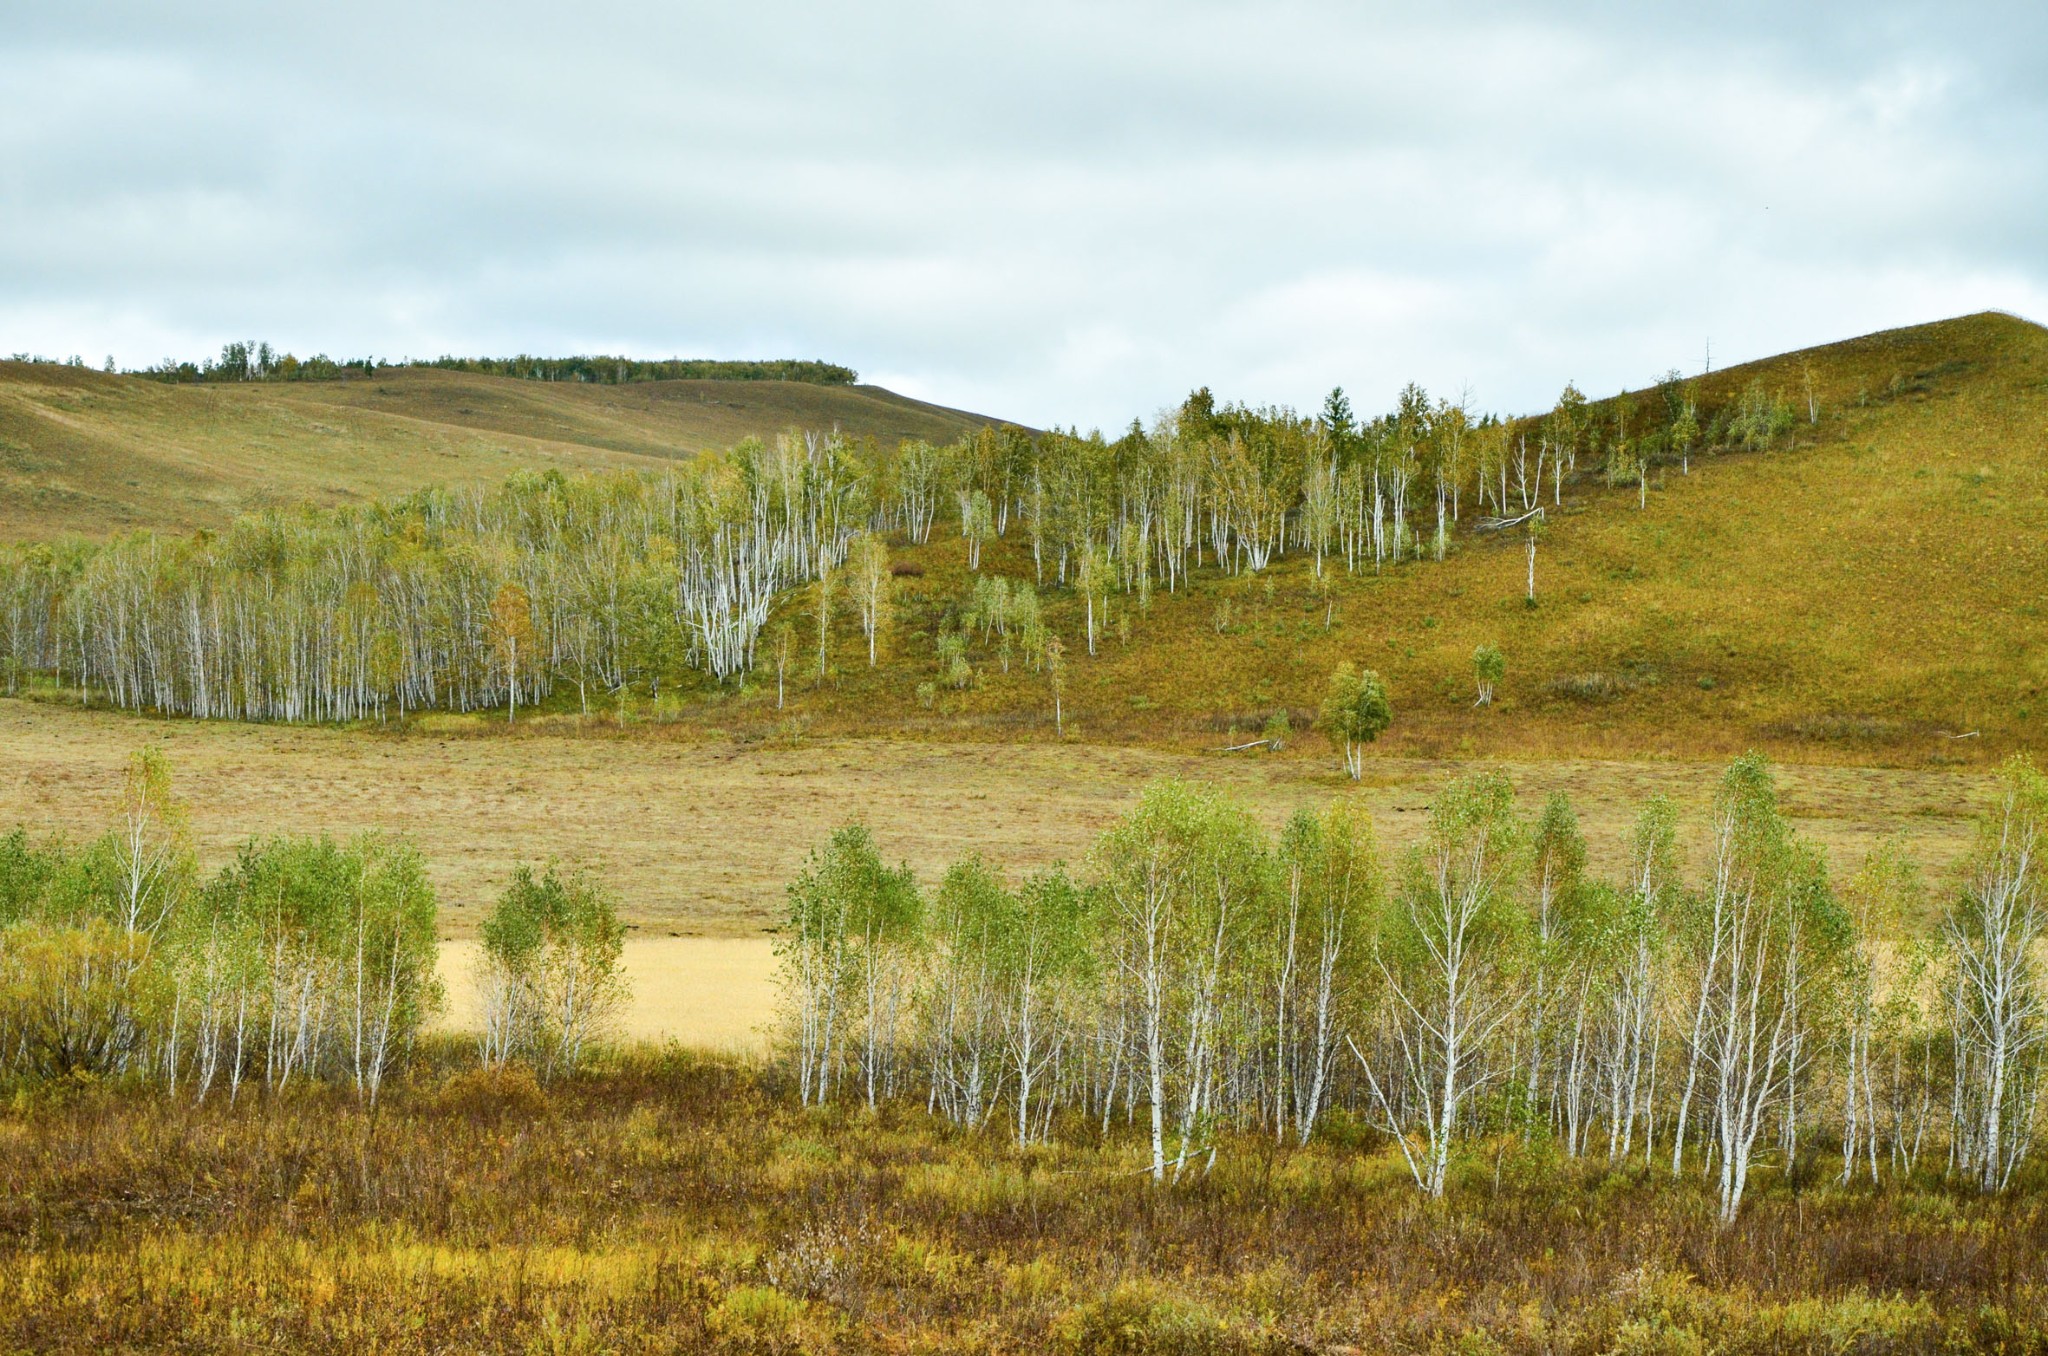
7,1048,2048,1353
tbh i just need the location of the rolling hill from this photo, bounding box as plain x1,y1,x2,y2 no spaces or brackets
2,311,2044,770
0,362,1009,537
723,310,2048,768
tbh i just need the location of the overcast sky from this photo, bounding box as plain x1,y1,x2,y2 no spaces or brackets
4,2,2044,429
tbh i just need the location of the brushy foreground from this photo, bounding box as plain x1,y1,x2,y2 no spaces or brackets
4,1048,2046,1355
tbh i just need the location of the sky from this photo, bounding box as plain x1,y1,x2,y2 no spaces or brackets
4,1,2045,430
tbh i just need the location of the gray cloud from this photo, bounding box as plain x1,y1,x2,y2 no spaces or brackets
2,1,2043,428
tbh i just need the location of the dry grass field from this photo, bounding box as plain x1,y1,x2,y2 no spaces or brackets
0,697,1995,938
0,362,1004,537
9,696,2000,1046
439,937,779,1050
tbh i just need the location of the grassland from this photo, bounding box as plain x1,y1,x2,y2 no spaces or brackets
0,699,1996,937
4,1051,2045,1354
4,316,2048,1353
0,362,1005,538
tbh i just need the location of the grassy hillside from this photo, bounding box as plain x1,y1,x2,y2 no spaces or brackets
0,363,1005,537
702,311,2048,768
4,311,2043,769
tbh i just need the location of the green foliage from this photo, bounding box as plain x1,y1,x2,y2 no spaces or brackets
1318,664,1392,778
0,919,159,1080
139,348,858,386
0,784,440,1098
479,863,629,1077
779,823,924,1106
1471,642,1504,705
1386,771,1529,971
1728,378,1796,450
0,827,60,927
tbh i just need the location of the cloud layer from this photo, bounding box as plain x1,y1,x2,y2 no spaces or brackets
4,1,2043,428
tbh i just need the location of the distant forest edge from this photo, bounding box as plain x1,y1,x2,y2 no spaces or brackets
8,343,859,387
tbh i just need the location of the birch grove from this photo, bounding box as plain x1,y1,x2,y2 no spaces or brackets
0,374,1772,721
0,751,440,1103
773,755,2048,1217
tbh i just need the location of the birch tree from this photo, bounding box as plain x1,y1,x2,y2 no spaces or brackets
1000,866,1093,1145
1272,798,1380,1145
1836,841,1924,1183
1092,779,1264,1181
1359,772,1527,1196
923,856,1010,1127
1668,755,1844,1223
1318,664,1391,780
1472,644,1504,707
110,746,193,939
479,864,628,1078
847,532,892,668
1945,757,2048,1191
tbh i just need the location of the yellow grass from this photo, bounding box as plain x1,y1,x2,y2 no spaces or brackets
0,697,1993,939
436,937,778,1051
0,362,1003,537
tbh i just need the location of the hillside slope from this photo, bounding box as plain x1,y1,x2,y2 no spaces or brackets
719,311,2048,767
0,364,1006,537
4,312,2042,769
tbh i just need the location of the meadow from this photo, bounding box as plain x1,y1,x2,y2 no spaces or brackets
0,698,1996,938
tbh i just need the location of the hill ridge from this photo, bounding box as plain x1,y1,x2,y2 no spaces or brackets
0,363,1016,538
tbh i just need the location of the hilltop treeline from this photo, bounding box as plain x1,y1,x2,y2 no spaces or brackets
411,355,858,385
778,755,2047,1221
130,341,856,386
0,376,1796,723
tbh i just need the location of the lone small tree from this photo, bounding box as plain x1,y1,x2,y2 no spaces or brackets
477,862,628,1078
111,745,193,938
1472,644,1504,707
1671,394,1700,474
1319,664,1391,779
